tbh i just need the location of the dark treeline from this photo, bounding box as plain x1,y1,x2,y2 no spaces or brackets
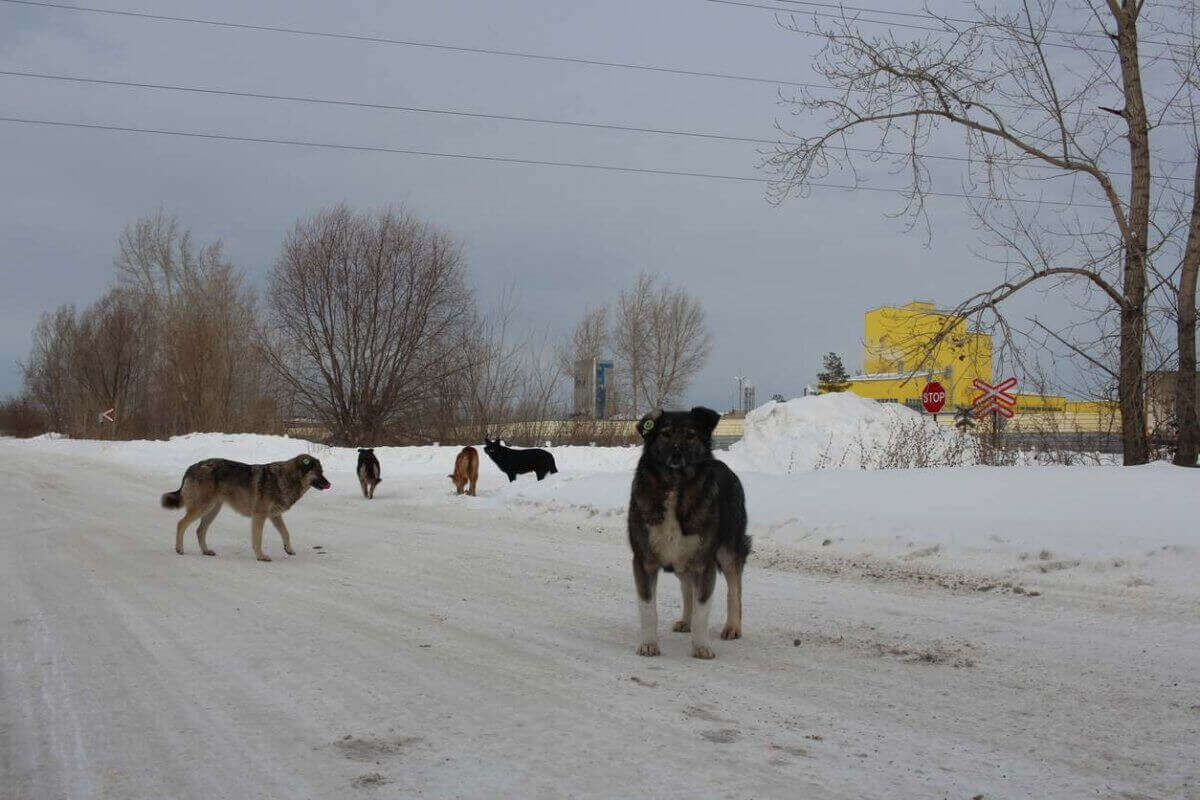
4,206,713,446
3,207,548,444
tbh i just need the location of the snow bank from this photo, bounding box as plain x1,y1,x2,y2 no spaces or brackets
0,431,643,481
726,393,972,473
9,394,967,483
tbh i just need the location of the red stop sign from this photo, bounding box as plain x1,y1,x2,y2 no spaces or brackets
921,381,946,414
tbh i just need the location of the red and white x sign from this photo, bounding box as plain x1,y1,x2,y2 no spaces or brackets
972,377,1017,419
972,377,1017,404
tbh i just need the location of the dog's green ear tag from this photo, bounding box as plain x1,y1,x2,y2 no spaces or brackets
301,456,312,467
642,419,654,434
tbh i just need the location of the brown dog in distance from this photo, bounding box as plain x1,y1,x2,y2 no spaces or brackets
449,446,479,496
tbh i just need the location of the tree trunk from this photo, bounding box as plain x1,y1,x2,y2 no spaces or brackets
1174,157,1200,467
1115,4,1151,466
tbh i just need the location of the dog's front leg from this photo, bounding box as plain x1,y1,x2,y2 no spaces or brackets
673,577,694,632
251,515,271,562
270,515,296,556
632,557,660,656
689,565,718,659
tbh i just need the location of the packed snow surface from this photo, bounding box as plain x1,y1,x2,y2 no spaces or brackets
2,416,1199,798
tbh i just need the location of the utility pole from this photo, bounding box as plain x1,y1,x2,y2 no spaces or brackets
733,375,746,414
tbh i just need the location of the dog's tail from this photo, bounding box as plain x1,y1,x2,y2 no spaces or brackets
161,486,183,509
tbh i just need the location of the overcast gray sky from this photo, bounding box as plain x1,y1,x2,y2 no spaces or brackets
1,0,1188,410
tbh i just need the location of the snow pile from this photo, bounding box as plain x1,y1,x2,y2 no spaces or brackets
726,393,974,473
4,432,643,480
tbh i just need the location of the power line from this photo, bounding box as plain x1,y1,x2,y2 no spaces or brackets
0,0,807,89
699,0,1194,61
0,68,1187,183
0,114,1119,209
728,0,1192,50
1,0,1182,125
0,68,782,145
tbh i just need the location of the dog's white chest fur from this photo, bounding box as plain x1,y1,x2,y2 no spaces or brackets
647,491,701,569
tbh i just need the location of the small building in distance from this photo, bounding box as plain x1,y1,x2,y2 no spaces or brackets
572,358,617,419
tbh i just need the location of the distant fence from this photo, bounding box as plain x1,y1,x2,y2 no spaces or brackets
283,417,746,448
1001,431,1125,454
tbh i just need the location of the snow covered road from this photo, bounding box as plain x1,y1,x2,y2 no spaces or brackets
2,435,1199,799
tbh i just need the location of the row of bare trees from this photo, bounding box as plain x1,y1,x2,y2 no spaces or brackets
769,0,1200,465
559,273,712,417
22,215,278,439
10,206,574,444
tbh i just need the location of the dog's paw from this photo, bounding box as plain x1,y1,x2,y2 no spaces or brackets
284,547,296,556
202,549,216,556
691,644,716,660
672,620,691,632
720,624,741,640
637,642,661,657
175,547,184,555
256,554,273,562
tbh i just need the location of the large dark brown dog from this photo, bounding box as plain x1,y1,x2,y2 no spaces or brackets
449,446,479,496
627,407,750,659
161,455,331,561
357,448,382,499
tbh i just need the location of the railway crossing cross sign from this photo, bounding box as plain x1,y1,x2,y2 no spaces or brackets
971,377,1017,419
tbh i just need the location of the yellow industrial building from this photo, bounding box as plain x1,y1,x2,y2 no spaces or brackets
837,301,1118,432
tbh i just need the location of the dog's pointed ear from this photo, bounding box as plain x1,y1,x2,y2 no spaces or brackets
690,406,720,437
637,409,664,439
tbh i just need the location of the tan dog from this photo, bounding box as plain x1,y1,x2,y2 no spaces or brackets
161,455,331,561
449,446,479,496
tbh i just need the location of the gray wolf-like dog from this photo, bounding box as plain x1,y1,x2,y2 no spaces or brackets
161,455,331,561
627,407,750,659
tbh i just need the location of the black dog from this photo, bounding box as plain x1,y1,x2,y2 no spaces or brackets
627,407,750,660
356,448,381,499
482,438,557,482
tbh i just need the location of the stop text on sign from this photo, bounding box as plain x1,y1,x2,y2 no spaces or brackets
921,381,946,414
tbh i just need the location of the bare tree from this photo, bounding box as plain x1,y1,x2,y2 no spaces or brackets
71,289,149,437
1174,160,1200,464
767,1,1199,465
558,305,609,374
264,205,475,445
21,290,149,438
1165,7,1200,465
613,273,712,414
115,211,278,435
23,306,80,434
